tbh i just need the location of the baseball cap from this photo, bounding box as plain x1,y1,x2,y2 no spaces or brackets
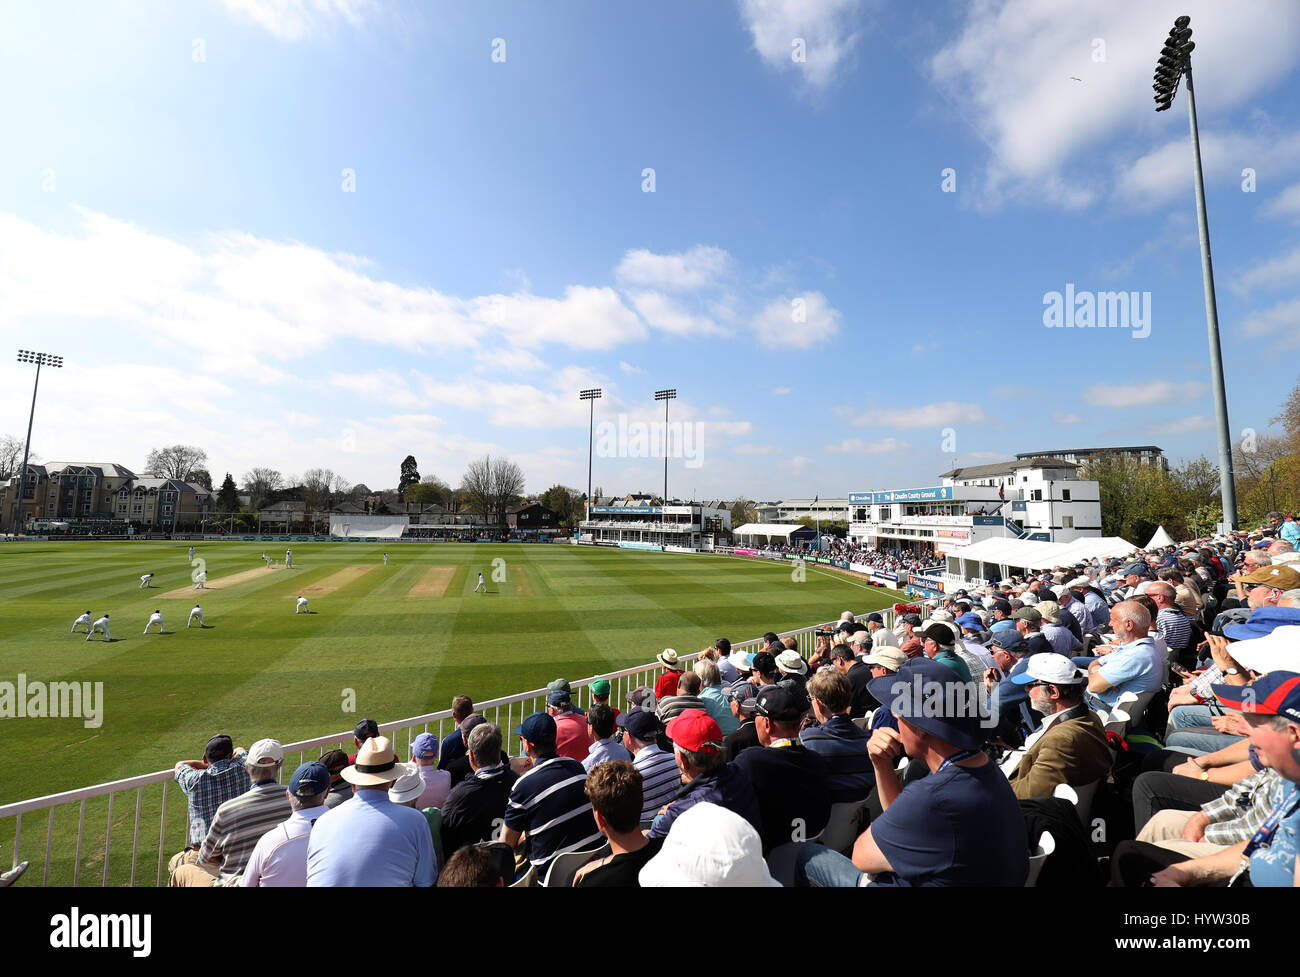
665,709,723,754
865,613,884,624
1122,561,1153,579
990,629,1026,651
411,732,439,759
754,684,806,723
1211,672,1300,723
459,712,487,737
513,712,557,742
849,630,872,646
863,646,907,671
546,678,572,694
203,734,234,762
1224,607,1300,641
354,718,379,741
1236,565,1300,590
922,621,958,646
618,709,662,742
590,679,611,697
289,761,331,797
547,690,572,708
246,738,284,767
1221,626,1300,676
991,599,1012,615
902,613,923,627
1011,654,1087,686
319,748,348,774
628,686,657,710
1012,607,1042,625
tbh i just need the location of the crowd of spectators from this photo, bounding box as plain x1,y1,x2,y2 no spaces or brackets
161,514,1300,887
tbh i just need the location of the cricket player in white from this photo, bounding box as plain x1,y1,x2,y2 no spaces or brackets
262,553,273,568
71,611,92,634
188,605,204,628
193,570,206,590
474,572,486,594
140,573,153,588
144,609,166,634
296,596,309,614
383,552,388,566
188,546,195,561
285,549,293,568
87,614,111,641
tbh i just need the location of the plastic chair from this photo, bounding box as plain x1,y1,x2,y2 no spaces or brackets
820,801,866,854
1053,780,1100,827
1025,830,1056,887
541,841,611,888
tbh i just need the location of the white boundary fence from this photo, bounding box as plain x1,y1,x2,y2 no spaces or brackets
0,607,895,887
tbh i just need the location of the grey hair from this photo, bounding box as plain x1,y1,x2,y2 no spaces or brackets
468,722,502,767
290,791,327,811
693,658,721,688
1278,589,1300,607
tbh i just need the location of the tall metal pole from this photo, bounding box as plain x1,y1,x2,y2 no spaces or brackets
14,359,41,534
588,396,594,518
1184,61,1237,531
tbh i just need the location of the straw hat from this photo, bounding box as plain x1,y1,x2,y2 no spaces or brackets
341,735,404,786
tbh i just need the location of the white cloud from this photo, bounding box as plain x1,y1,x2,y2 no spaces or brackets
1051,411,1082,426
825,437,909,454
1116,129,1300,209
329,370,425,409
1232,245,1300,297
772,386,791,395
931,0,1300,208
737,0,864,91
846,401,984,428
734,443,780,455
467,286,646,350
1262,182,1300,222
619,361,646,375
750,291,841,348
217,0,375,42
626,290,726,336
615,245,732,291
1082,379,1207,407
477,349,547,373
1240,298,1300,347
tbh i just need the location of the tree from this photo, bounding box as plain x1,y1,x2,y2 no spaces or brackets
301,468,337,522
460,455,527,525
729,497,755,528
539,484,582,526
461,457,494,524
242,468,284,511
146,445,208,481
0,434,36,481
405,479,447,506
186,468,213,491
399,456,421,497
491,457,526,524
216,473,239,512
349,483,371,502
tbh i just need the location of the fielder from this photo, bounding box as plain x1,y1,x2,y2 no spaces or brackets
71,610,92,634
296,595,309,614
474,571,487,594
285,549,293,568
140,573,154,589
86,614,111,641
188,605,204,629
144,609,166,634
188,546,195,561
383,552,389,567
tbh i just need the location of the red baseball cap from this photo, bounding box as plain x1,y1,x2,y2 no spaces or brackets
665,709,723,754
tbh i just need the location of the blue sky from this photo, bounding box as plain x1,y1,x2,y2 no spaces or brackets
2,0,1299,503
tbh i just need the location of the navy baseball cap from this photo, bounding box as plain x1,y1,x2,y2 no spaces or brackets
204,734,233,761
547,690,571,707
865,613,884,624
754,685,806,723
514,712,556,742
289,761,331,797
1122,561,1153,579
618,709,662,741
354,718,379,740
990,628,1026,651
1224,607,1300,642
991,599,1012,615
1211,672,1300,724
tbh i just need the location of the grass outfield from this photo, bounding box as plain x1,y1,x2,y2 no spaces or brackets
0,540,904,807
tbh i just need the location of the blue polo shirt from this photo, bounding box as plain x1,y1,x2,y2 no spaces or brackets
1092,636,1162,709
306,788,436,887
1248,787,1300,887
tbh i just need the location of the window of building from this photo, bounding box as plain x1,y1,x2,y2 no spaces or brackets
1061,489,1071,501
1062,515,1074,528
132,505,142,514
1030,489,1043,501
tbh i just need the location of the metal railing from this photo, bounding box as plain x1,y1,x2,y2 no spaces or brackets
0,607,895,887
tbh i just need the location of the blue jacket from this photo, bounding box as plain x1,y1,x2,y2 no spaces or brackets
648,762,761,840
799,715,874,803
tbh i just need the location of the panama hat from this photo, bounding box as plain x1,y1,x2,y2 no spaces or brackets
341,735,404,786
657,648,680,669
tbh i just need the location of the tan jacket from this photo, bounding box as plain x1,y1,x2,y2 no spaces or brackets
1009,703,1111,800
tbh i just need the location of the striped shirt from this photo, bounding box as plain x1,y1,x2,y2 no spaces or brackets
632,744,682,821
1202,769,1288,846
199,781,293,884
174,751,250,847
504,754,600,866
656,694,708,722
1156,608,1192,653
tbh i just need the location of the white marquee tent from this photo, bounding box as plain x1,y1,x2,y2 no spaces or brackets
1145,525,1176,549
944,535,1137,584
732,523,815,543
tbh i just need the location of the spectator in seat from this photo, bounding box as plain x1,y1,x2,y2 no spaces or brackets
1085,601,1164,712
583,703,633,772
547,690,590,762
619,710,680,822
320,749,353,808
240,760,331,888
724,694,760,761
794,657,1028,887
1037,602,1082,656
546,679,585,717
654,649,684,701
439,723,518,856
169,739,291,887
436,845,504,887
1005,655,1111,799
734,685,831,853
866,612,899,650
800,668,873,804
307,736,437,887
648,709,761,841
696,658,739,735
349,718,379,764
501,714,601,872
573,761,663,887
639,803,779,888
921,622,973,682
410,732,451,810
1149,581,1192,661
589,679,619,720
172,733,250,852
832,643,875,719
438,696,475,771
713,639,739,683
657,671,708,722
